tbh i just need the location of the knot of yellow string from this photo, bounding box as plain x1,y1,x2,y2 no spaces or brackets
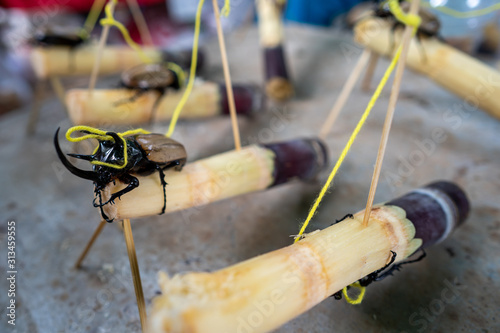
66,126,149,169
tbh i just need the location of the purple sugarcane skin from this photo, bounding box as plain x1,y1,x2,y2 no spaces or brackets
264,46,290,81
220,84,263,116
263,138,328,187
386,181,470,248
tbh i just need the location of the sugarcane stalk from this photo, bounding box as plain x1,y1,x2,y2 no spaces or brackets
101,138,328,220
256,0,293,101
147,181,469,333
65,82,262,126
354,17,500,119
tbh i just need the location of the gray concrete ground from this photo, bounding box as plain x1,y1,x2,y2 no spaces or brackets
0,25,499,332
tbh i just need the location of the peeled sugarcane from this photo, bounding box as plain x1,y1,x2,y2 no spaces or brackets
101,138,328,220
147,181,469,333
65,82,263,126
354,17,500,119
30,45,203,79
256,0,294,101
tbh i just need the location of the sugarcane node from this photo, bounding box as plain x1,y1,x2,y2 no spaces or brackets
53,128,187,222
333,180,469,301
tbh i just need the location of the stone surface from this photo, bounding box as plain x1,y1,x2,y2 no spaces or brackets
0,25,499,332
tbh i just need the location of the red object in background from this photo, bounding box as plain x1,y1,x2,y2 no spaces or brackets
0,0,164,12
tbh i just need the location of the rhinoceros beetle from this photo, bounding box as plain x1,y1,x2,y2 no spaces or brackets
373,0,442,61
54,128,187,222
115,63,183,122
32,24,87,48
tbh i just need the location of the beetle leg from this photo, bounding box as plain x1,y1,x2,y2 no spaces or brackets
331,213,354,225
97,189,114,223
113,89,147,106
156,166,168,215
372,249,426,283
100,174,139,206
149,89,165,124
358,251,398,287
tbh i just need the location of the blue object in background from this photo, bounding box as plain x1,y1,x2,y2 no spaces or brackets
284,0,364,26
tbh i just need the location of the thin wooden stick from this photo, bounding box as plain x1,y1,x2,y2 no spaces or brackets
362,0,421,227
122,218,147,332
26,79,44,135
88,0,116,93
212,0,242,151
49,77,68,112
361,52,379,92
74,220,107,269
125,0,154,46
319,48,371,139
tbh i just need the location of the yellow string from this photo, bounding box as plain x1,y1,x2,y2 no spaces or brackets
342,282,366,305
165,0,204,137
221,0,231,17
421,1,500,18
166,62,187,88
100,0,153,64
335,0,420,305
294,42,407,243
66,126,149,169
389,0,421,28
79,0,107,39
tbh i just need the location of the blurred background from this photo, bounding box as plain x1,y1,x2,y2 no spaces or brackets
0,0,499,117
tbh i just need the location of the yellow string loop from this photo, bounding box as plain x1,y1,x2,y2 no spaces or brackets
66,126,149,169
388,0,421,30
79,0,107,39
421,1,500,18
166,62,187,88
221,0,231,17
342,282,366,305
165,0,204,137
100,0,153,64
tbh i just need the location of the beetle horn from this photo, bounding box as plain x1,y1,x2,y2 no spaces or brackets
106,131,124,150
54,128,100,182
67,153,95,161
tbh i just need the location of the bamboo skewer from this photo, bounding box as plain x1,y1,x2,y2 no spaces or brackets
26,79,44,134
256,0,293,101
89,0,116,93
362,0,420,227
125,0,154,46
147,181,469,333
319,49,371,139
354,16,500,119
49,77,68,111
361,52,379,91
122,218,147,332
212,0,242,151
65,82,262,126
30,46,200,79
101,138,328,221
74,220,107,269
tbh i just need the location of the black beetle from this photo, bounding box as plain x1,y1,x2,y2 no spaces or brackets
374,1,441,38
115,63,183,122
54,128,187,222
32,25,87,48
373,1,442,61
